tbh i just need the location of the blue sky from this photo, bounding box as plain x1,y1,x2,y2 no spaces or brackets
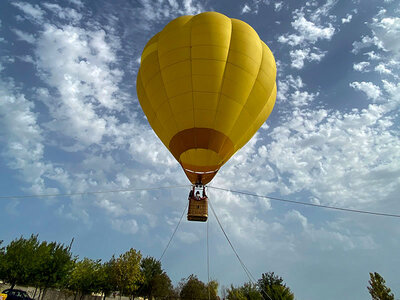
1,0,400,299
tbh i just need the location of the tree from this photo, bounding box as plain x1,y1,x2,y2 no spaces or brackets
257,272,294,300
179,274,218,300
226,283,262,300
367,272,395,300
0,235,40,289
97,257,118,300
68,258,103,300
138,256,174,300
33,241,74,300
114,248,144,298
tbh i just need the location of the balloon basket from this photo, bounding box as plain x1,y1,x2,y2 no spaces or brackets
187,196,208,222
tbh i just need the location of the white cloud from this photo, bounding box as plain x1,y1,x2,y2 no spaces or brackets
349,81,382,100
284,210,377,251
12,29,36,43
375,63,392,75
0,79,59,195
371,16,400,57
290,48,326,69
12,2,45,23
364,51,381,60
42,3,82,23
352,11,400,57
274,2,283,12
241,4,251,14
111,218,139,235
353,61,370,72
341,14,352,24
34,24,124,147
278,12,335,46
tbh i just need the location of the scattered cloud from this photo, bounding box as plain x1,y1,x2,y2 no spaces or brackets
341,14,352,24
290,48,326,69
12,2,45,23
278,11,335,46
12,28,35,43
241,3,252,14
353,61,370,72
349,81,382,100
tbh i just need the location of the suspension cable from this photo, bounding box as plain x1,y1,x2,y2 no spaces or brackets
208,198,273,300
0,185,190,200
159,201,188,262
207,218,210,300
208,186,400,218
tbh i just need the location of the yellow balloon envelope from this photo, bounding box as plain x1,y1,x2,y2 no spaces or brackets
137,12,276,184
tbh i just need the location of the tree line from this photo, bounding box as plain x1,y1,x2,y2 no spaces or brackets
0,235,395,300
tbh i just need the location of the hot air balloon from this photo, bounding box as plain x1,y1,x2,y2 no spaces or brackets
136,12,276,221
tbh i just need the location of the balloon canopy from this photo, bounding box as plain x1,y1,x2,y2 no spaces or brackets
136,12,276,184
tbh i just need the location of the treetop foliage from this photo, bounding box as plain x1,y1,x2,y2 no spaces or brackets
367,272,395,300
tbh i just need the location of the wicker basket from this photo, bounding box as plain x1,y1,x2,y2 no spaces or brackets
187,197,208,222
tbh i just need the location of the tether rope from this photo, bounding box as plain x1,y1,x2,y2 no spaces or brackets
208,186,400,218
159,201,188,262
208,198,273,300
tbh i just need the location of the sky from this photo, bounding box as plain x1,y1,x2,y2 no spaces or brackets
0,0,399,299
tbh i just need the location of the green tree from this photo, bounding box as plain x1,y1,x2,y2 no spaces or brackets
226,283,262,300
179,274,218,300
34,241,74,299
0,240,5,281
367,272,395,300
0,235,40,289
257,272,294,300
68,258,103,300
114,248,144,298
138,256,174,300
97,257,118,300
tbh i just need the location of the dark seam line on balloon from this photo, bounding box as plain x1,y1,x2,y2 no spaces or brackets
224,38,265,145
157,42,261,67
151,85,273,115
235,85,276,151
207,20,233,161
137,72,159,132
189,17,197,159
155,36,181,148
143,55,270,89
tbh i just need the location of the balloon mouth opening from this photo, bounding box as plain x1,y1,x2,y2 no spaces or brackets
183,168,219,175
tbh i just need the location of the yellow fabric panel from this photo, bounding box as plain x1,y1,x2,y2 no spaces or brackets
141,33,159,62
173,108,195,130
191,23,231,47
193,74,222,92
193,92,218,110
162,15,193,33
181,148,222,167
163,75,192,98
144,73,168,110
243,79,268,116
260,41,276,73
158,20,192,57
194,109,215,128
136,72,156,123
192,45,229,60
214,95,243,134
237,84,277,150
162,60,191,84
221,63,256,105
226,107,253,148
140,51,161,87
159,47,191,67
169,92,193,116
228,50,260,77
149,117,168,148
